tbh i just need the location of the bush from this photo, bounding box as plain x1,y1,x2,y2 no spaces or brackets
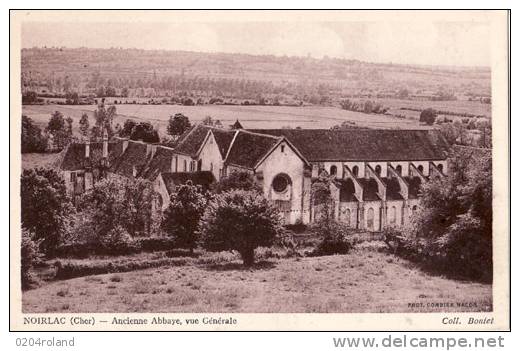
309,220,353,256
98,226,136,255
420,108,437,125
54,256,187,280
55,236,180,258
21,229,41,290
200,190,283,266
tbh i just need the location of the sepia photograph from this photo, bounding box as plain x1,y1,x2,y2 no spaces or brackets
9,9,510,331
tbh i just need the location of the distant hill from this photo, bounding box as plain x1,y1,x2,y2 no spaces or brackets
21,47,491,102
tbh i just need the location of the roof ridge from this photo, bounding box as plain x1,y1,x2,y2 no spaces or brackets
237,129,283,139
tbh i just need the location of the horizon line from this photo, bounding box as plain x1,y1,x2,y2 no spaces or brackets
21,46,491,70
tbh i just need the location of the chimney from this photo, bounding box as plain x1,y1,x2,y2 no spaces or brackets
85,137,90,159
102,128,108,159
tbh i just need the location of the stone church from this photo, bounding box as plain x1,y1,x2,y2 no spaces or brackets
57,123,449,231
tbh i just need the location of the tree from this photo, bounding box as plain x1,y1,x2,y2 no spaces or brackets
215,171,261,194
120,119,137,138
92,103,116,140
167,113,191,137
395,149,492,281
420,108,437,125
121,87,129,97
21,168,73,255
96,86,106,98
119,119,136,138
45,111,72,150
75,177,158,240
22,91,39,105
105,86,116,97
309,172,352,255
200,190,282,266
130,122,160,143
162,182,207,252
397,88,409,99
79,113,90,138
202,115,214,126
21,115,47,153
65,92,80,105
65,116,73,140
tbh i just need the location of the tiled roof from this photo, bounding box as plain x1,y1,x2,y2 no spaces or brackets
173,124,210,157
161,171,215,194
58,142,120,171
110,141,150,178
140,146,175,180
250,129,449,162
174,124,235,159
211,128,236,158
224,130,281,169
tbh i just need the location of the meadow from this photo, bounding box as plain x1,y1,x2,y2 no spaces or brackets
23,246,492,313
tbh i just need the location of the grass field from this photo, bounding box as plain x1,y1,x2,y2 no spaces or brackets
23,248,492,313
21,104,431,135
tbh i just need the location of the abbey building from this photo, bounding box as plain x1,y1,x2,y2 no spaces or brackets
57,124,449,231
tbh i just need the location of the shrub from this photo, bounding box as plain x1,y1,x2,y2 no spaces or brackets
162,182,207,252
54,256,188,280
285,218,307,233
55,236,180,258
98,225,136,255
309,220,352,256
200,190,283,266
21,229,41,290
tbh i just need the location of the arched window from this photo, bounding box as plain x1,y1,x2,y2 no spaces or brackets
417,165,424,174
389,206,397,224
395,165,402,175
183,160,187,172
197,159,202,172
375,165,382,176
367,208,374,230
412,205,418,214
437,164,444,174
352,165,359,177
330,165,337,176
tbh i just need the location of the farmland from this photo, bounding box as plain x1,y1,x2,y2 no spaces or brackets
23,103,435,135
23,246,492,313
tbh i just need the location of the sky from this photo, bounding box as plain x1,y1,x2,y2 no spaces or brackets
21,20,491,67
